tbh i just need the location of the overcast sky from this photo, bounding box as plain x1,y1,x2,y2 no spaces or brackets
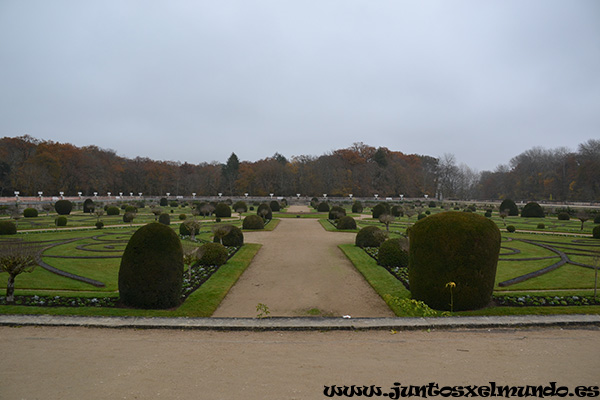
1,1,599,171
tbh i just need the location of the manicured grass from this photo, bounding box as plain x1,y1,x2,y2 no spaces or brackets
339,244,411,316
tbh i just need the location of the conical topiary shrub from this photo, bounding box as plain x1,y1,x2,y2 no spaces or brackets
118,222,183,309
408,211,501,311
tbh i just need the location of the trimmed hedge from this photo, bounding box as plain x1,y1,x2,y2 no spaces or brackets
55,216,67,227
317,202,330,212
521,202,544,218
507,225,516,233
329,205,346,220
158,213,171,225
214,203,232,218
243,215,264,229
408,211,501,311
232,201,248,213
557,212,570,221
377,238,409,267
23,208,38,218
337,216,357,230
499,199,519,216
83,198,95,213
269,200,281,212
0,221,17,235
106,206,120,216
197,242,228,266
351,201,363,213
593,225,600,239
118,222,183,309
355,225,387,248
371,203,389,219
54,200,73,215
214,225,244,247
257,204,273,220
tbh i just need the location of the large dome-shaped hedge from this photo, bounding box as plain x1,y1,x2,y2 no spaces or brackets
521,202,545,218
355,225,387,248
408,211,501,311
118,223,183,309
499,199,519,216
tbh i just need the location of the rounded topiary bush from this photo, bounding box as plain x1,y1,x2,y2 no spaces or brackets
329,205,346,220
106,206,120,216
0,220,17,235
214,203,231,218
159,197,168,207
269,200,281,212
54,200,73,215
95,221,104,229
23,208,38,218
355,225,387,248
557,212,571,221
594,215,600,224
197,242,228,266
506,225,516,233
593,225,600,239
118,222,183,309
428,201,437,208
232,201,248,213
158,213,171,225
521,202,544,218
537,223,545,229
499,199,519,216
377,238,409,267
125,205,137,213
391,206,403,217
408,212,501,311
83,198,95,213
123,212,135,223
372,203,389,219
351,201,363,213
216,225,244,247
257,204,273,220
337,216,357,230
179,213,187,221
55,216,67,226
317,202,330,212
243,215,264,229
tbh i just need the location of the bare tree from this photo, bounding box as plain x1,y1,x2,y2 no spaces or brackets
183,219,201,241
577,211,590,231
212,225,231,244
235,207,245,221
151,207,162,221
183,247,199,280
42,203,53,217
379,214,395,231
499,209,509,227
0,242,39,304
94,207,105,222
200,204,215,218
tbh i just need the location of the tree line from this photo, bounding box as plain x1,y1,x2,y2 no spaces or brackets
0,135,598,201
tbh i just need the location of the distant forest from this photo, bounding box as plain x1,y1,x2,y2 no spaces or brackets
0,136,598,201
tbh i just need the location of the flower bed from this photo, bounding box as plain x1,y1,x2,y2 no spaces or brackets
0,245,241,307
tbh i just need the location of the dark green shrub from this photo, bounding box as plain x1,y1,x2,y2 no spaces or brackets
125,205,137,213
137,201,146,209
484,211,492,218
391,206,403,217
158,213,171,225
54,200,73,215
83,198,95,213
232,201,247,213
170,201,179,208
197,242,228,266
507,225,516,233
55,216,67,227
179,222,190,236
428,201,437,208
378,238,409,267
537,223,545,229
351,201,363,213
355,226,387,248
468,205,477,212
23,208,38,218
557,212,570,221
214,225,244,246
408,212,501,311
214,203,232,218
106,206,120,216
521,202,544,218
243,215,264,229
499,199,519,216
594,215,600,224
329,206,346,220
336,216,357,230
95,221,104,229
123,212,135,223
372,203,389,219
120,203,128,210
118,222,183,309
179,214,187,220
417,213,427,220
593,225,600,239
257,204,272,220
159,197,168,207
317,202,330,212
0,221,17,235
425,210,431,215
269,200,281,212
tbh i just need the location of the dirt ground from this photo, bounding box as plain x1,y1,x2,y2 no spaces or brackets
213,205,394,317
1,326,598,399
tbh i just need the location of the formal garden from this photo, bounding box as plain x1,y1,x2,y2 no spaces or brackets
0,197,599,317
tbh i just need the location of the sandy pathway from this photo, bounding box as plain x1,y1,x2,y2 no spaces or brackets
1,326,598,399
213,205,394,317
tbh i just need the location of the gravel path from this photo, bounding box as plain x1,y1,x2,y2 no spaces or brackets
212,205,394,317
